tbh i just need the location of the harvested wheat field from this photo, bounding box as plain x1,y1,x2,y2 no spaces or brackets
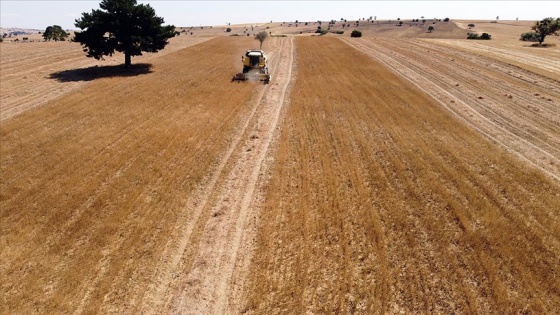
1,21,560,315
1,35,294,314
341,36,560,180
241,36,560,314
0,33,213,122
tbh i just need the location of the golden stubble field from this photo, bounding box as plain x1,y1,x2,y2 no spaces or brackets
1,20,560,314
0,36,272,314
0,32,213,121
241,36,560,314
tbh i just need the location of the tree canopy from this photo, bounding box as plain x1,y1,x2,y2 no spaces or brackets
43,25,68,41
74,0,176,67
255,31,268,49
351,30,362,38
532,17,560,45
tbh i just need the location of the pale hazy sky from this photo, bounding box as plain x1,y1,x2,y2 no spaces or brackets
1,1,558,30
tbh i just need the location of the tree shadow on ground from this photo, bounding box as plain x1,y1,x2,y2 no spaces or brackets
49,63,153,82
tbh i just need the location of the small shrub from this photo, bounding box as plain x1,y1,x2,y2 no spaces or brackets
335,31,344,34
351,30,362,37
226,28,232,32
520,32,539,42
444,17,450,22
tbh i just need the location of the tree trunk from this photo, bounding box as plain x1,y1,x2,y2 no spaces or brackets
125,52,132,68
538,33,545,45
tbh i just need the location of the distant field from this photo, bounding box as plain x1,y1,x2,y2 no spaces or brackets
1,19,559,314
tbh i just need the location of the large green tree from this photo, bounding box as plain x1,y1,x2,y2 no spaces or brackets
43,25,68,41
532,17,560,45
74,0,176,68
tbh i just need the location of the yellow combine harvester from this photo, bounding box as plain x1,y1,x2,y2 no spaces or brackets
232,49,270,84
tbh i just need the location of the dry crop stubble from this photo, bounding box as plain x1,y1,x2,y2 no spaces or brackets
138,36,294,315
342,37,560,181
430,38,560,80
242,37,560,314
1,36,260,314
0,35,212,121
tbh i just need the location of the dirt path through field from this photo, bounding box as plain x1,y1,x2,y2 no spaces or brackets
341,37,560,181
138,36,295,315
